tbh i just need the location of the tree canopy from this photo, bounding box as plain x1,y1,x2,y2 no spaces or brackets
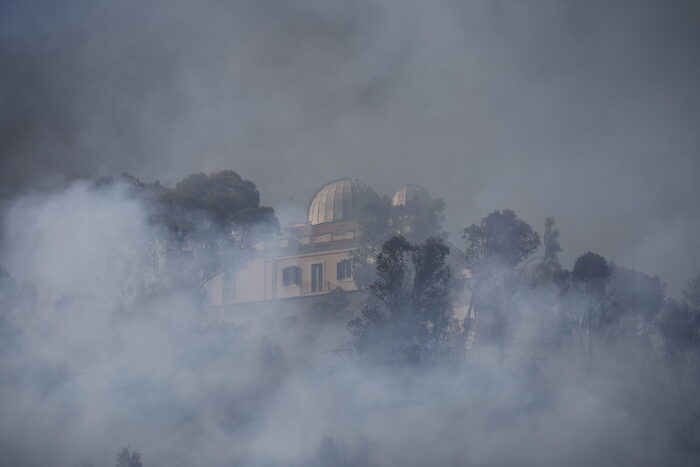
351,194,446,289
157,170,278,243
682,272,700,310
114,447,143,467
349,236,454,364
464,209,540,272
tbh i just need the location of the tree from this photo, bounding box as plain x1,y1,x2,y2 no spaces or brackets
606,266,664,345
542,216,562,262
392,197,446,244
682,271,700,311
348,236,454,364
657,299,700,358
90,172,165,204
155,170,279,289
533,217,569,289
572,252,610,293
464,209,541,272
463,210,540,360
658,274,700,357
114,447,142,467
350,196,396,289
526,217,570,356
351,195,446,289
569,252,612,369
654,293,700,454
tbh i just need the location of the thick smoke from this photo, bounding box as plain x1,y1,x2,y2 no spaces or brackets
0,180,698,467
1,1,700,466
1,0,699,294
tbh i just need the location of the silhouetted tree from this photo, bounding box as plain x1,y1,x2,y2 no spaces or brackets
658,273,700,359
349,236,454,363
569,252,612,369
463,209,540,360
351,195,446,289
654,281,700,455
533,217,569,289
542,216,562,261
91,172,165,204
683,271,700,311
392,197,446,244
657,299,700,358
114,447,142,467
572,252,610,293
88,171,279,299
155,170,279,289
350,196,396,288
464,209,541,272
524,217,570,356
606,266,664,347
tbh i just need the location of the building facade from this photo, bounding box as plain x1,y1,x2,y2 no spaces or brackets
207,178,380,309
206,178,471,324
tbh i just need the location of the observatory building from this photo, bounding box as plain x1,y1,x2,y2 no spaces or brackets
206,178,440,311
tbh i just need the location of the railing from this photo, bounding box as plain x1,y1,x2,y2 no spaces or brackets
300,281,331,295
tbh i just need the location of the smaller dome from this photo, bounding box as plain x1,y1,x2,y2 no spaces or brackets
392,185,431,207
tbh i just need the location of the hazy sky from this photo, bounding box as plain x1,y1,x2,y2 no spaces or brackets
1,0,699,295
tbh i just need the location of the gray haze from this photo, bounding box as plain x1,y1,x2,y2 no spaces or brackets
1,0,699,293
0,181,693,467
2,4,700,463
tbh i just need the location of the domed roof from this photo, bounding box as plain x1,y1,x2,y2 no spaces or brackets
308,178,380,225
392,184,431,207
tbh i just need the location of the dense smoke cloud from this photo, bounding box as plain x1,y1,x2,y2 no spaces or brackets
1,0,699,294
0,180,698,467
1,2,700,466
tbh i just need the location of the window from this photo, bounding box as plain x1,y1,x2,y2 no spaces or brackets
311,263,324,292
223,270,237,303
337,259,352,281
282,266,300,286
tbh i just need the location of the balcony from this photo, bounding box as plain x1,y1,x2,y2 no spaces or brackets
300,281,331,295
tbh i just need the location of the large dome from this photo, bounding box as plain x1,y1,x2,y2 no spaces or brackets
392,184,431,207
308,178,380,225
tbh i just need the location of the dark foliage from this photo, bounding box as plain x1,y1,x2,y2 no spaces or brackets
350,196,396,289
533,217,569,289
312,287,351,322
349,236,454,364
464,209,540,272
392,197,446,244
463,210,540,359
90,170,280,294
657,299,700,357
572,251,611,293
90,172,165,204
114,447,142,467
351,194,446,289
157,171,278,238
682,272,700,310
